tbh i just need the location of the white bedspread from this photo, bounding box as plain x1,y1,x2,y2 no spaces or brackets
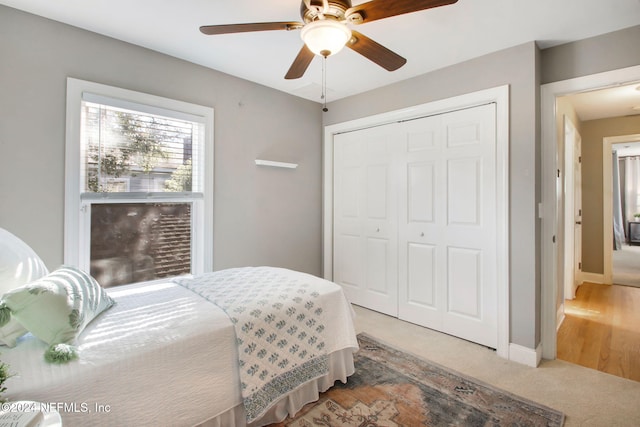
0,267,358,426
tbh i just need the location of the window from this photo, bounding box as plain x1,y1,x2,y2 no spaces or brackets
65,78,213,287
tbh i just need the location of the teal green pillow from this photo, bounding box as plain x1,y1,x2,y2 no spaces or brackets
0,265,115,363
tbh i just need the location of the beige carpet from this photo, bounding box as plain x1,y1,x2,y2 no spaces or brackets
351,305,640,427
612,244,640,288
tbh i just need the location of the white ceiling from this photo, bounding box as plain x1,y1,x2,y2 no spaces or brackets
2,0,640,117
614,142,640,157
564,83,640,121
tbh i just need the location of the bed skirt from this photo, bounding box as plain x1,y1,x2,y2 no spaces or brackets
198,347,355,427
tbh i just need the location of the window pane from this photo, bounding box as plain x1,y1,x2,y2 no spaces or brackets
90,203,191,287
80,101,199,194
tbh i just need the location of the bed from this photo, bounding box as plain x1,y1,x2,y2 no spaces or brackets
0,230,358,426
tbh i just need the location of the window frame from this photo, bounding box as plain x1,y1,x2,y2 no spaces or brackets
64,78,214,280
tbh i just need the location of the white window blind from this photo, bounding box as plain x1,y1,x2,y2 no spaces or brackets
80,96,204,197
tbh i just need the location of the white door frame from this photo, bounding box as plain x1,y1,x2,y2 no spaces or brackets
603,134,640,284
540,65,640,360
322,85,510,359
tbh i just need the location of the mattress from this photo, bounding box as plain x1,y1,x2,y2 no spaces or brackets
1,268,359,426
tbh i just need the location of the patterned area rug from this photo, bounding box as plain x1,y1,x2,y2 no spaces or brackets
272,333,564,427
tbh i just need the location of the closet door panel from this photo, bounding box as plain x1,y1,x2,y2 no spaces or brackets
447,157,481,226
339,167,361,218
333,134,365,306
398,104,497,349
333,126,399,316
367,164,389,219
447,246,481,318
407,242,437,308
440,104,497,348
334,233,362,291
398,114,443,326
366,237,391,295
408,162,435,223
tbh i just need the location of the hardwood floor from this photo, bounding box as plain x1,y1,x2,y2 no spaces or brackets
557,282,640,382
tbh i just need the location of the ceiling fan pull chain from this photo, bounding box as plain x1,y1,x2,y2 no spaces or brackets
322,55,328,112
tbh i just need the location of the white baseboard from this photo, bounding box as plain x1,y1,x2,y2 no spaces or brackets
509,342,542,367
581,272,604,284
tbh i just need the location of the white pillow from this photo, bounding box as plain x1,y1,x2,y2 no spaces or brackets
0,320,29,348
0,265,115,363
0,228,49,293
0,228,49,346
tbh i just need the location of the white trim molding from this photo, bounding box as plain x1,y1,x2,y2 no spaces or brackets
323,85,511,361
581,272,605,284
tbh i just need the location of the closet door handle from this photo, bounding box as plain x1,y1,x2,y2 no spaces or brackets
575,221,582,225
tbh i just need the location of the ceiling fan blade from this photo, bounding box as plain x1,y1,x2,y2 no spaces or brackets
347,30,406,71
346,0,458,24
285,45,315,79
200,22,303,35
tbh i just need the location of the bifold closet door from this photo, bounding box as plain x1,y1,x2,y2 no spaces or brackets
332,103,498,348
398,104,498,349
333,125,399,316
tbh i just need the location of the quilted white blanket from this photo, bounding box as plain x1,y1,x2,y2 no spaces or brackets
174,267,334,422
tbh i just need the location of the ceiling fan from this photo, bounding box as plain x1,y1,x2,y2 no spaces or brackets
200,0,459,80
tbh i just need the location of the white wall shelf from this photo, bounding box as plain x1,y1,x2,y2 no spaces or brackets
255,159,298,169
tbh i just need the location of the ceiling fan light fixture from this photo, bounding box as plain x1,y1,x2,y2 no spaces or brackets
301,20,352,57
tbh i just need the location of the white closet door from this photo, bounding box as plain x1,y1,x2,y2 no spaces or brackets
333,125,399,316
398,104,498,348
397,114,443,327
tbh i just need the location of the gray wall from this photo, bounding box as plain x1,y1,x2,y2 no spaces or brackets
541,25,640,84
0,5,323,276
324,43,542,349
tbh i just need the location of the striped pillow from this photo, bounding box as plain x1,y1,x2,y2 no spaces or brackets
0,265,115,362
